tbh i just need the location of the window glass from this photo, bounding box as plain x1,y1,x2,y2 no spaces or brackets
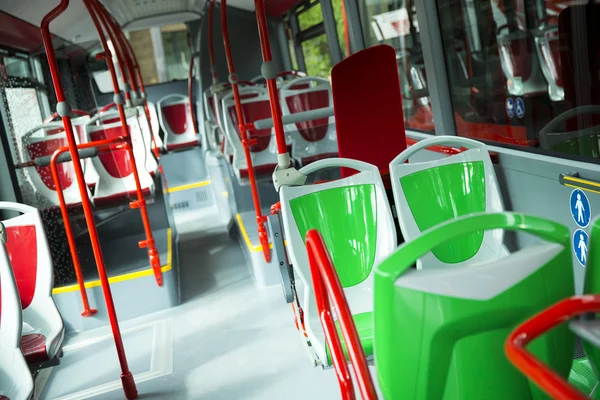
297,2,334,77
436,0,600,160
359,0,434,133
94,23,191,92
285,21,299,70
301,34,333,77
3,56,30,79
161,23,191,81
298,2,324,31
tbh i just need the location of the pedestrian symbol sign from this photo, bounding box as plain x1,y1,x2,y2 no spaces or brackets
573,229,589,267
515,97,525,119
570,189,591,228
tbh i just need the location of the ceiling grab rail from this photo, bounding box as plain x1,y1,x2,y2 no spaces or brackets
221,0,271,262
104,7,160,157
252,0,307,191
86,0,163,288
306,229,378,400
41,1,138,398
187,30,199,135
505,295,597,400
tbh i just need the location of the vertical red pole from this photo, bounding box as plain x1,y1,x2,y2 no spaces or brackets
253,0,289,166
49,161,97,317
208,0,218,85
86,0,163,288
221,0,271,262
40,1,137,398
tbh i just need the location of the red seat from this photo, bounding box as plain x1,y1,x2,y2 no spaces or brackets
21,333,47,364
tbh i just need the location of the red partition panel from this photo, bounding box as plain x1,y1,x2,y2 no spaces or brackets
331,45,407,186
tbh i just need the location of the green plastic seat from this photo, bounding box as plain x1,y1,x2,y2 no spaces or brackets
374,213,575,399
279,157,396,367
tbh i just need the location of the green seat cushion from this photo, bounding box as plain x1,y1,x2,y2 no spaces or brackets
325,312,373,365
290,184,378,288
569,357,599,397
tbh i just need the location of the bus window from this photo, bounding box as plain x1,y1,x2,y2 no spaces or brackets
94,23,191,92
297,2,333,77
359,0,435,133
436,0,600,161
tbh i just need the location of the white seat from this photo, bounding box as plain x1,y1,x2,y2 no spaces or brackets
279,77,338,165
133,106,159,175
0,221,35,400
279,158,396,366
389,136,508,270
221,86,283,180
84,112,155,208
157,94,198,152
1,202,65,370
145,102,164,154
21,123,90,209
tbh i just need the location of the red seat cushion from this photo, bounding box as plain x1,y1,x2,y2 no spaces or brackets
21,333,48,364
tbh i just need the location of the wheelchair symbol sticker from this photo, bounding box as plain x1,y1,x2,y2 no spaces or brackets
573,229,589,267
506,98,515,118
570,189,591,228
515,97,525,119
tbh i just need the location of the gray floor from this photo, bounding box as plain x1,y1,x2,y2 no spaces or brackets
39,221,365,399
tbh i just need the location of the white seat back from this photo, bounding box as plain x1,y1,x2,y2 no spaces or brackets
279,77,337,165
0,221,34,400
157,94,198,151
1,202,65,363
390,136,507,269
279,158,396,364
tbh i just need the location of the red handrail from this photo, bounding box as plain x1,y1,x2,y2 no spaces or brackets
505,295,598,400
253,0,288,162
221,0,271,262
340,0,351,57
113,17,160,157
98,102,117,113
187,31,199,134
43,109,89,123
84,0,162,287
40,1,137,398
306,229,378,400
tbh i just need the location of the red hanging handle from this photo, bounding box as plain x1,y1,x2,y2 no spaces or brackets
187,30,199,134
505,295,599,400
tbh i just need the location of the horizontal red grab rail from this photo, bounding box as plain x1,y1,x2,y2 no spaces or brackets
306,229,377,400
505,295,600,400
405,138,499,163
43,109,90,123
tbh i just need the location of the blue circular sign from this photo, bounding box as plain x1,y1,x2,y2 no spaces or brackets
573,229,589,267
570,189,591,228
515,97,525,119
506,98,515,118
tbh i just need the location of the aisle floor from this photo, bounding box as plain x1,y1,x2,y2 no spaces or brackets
39,224,366,399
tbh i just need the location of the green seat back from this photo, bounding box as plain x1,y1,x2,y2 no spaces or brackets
290,184,378,288
400,161,486,263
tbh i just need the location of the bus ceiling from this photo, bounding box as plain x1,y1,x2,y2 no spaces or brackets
0,0,304,52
